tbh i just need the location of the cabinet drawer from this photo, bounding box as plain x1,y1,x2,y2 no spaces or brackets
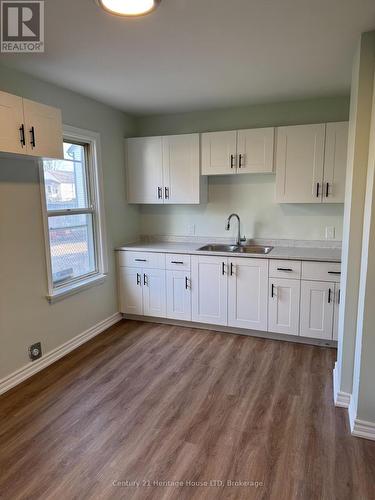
118,251,165,269
166,254,191,271
269,260,301,280
301,261,341,282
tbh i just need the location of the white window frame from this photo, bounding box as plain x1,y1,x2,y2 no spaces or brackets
39,125,108,303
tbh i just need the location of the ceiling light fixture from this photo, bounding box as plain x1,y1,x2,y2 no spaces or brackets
97,0,161,17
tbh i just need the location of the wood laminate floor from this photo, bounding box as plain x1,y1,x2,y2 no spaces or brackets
0,320,374,500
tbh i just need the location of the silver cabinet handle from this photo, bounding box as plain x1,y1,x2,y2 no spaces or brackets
316,182,320,198
165,187,169,199
157,187,163,199
238,154,243,168
230,154,236,169
136,273,141,286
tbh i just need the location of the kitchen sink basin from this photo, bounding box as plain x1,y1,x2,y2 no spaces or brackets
198,244,239,252
235,245,274,254
198,244,274,255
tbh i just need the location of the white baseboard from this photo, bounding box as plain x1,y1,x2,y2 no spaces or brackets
351,418,375,441
0,312,122,396
333,362,351,408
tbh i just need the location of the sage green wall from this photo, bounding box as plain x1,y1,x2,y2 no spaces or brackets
0,64,138,380
135,96,349,241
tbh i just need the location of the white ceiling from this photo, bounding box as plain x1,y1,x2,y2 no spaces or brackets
1,0,375,114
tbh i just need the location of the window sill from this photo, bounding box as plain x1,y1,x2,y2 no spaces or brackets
46,274,107,304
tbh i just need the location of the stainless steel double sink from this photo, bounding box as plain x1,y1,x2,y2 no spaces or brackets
198,244,274,255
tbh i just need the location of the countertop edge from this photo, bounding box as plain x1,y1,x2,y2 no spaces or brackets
115,244,341,263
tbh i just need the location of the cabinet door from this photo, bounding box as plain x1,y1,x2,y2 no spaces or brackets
162,134,201,204
333,283,341,341
228,258,268,331
23,98,63,159
119,268,143,315
166,270,191,321
142,268,166,318
237,127,274,173
0,91,25,155
268,278,300,336
126,137,163,204
275,124,325,203
300,281,334,340
201,130,237,175
191,256,228,325
323,122,348,204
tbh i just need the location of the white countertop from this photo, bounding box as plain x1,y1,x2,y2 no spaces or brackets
116,241,341,263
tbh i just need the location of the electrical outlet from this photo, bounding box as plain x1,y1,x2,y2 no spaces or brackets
29,342,42,361
325,226,335,240
187,224,195,236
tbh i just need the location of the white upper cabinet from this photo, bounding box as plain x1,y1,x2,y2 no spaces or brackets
323,122,349,203
228,258,268,331
201,130,237,175
236,127,274,173
23,99,63,160
0,91,25,155
0,90,63,159
202,128,275,175
275,122,348,204
126,136,164,204
162,134,204,204
126,133,206,204
276,123,326,203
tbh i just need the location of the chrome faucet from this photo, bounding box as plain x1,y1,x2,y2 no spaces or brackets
225,213,246,246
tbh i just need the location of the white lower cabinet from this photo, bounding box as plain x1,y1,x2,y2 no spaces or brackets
268,278,300,336
142,269,166,318
166,270,191,321
118,250,340,344
228,258,268,331
300,281,335,340
119,267,166,317
119,267,143,315
191,255,228,325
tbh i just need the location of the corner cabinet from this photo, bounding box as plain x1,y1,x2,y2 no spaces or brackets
275,122,348,203
0,90,63,159
201,127,274,175
125,133,207,204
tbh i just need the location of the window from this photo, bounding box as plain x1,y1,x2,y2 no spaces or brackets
40,126,107,302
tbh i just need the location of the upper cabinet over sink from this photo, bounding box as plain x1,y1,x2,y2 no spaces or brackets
126,133,207,204
201,127,275,175
275,121,348,204
0,90,63,159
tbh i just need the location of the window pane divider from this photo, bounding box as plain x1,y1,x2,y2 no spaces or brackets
47,207,95,217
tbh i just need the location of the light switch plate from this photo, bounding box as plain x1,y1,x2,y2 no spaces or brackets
325,226,335,240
